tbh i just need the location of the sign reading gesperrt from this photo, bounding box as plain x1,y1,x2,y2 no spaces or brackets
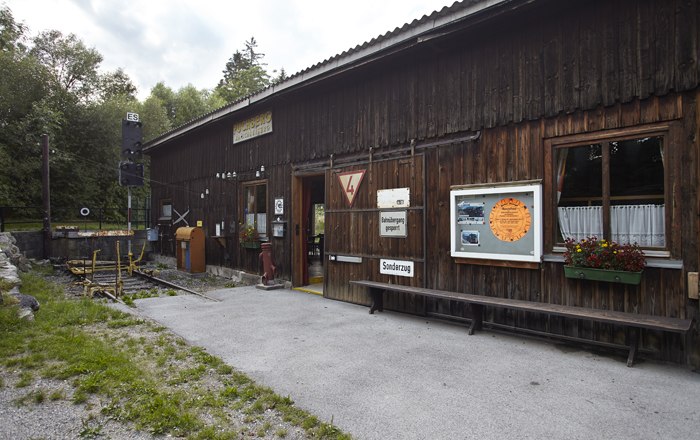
233,111,272,144
380,259,414,277
379,210,407,237
377,187,410,209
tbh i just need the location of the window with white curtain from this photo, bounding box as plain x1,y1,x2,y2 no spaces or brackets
554,133,665,248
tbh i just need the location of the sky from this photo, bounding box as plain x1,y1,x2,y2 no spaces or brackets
4,0,457,100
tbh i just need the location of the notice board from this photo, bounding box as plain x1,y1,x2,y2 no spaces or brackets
450,182,542,263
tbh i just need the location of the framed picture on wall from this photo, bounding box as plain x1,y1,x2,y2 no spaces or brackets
450,181,542,262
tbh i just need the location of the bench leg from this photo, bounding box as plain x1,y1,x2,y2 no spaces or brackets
468,304,483,335
627,328,639,367
368,288,384,314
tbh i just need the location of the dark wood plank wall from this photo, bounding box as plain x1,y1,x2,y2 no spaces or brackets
151,0,700,162
420,93,696,364
326,156,425,314
147,0,700,363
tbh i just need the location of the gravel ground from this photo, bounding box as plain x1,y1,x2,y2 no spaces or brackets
0,374,157,440
0,266,316,440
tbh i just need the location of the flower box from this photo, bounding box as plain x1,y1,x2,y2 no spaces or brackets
564,266,643,285
240,241,261,249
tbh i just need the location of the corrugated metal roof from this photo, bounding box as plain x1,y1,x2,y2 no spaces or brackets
144,0,510,151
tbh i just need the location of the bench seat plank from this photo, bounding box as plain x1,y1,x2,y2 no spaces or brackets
350,280,692,333
351,280,694,367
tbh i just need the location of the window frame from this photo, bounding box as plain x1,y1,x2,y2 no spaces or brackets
240,180,268,240
544,123,672,257
159,199,173,221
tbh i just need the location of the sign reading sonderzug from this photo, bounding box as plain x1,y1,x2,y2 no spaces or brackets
233,111,273,144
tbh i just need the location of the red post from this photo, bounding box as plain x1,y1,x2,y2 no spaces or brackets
259,242,276,285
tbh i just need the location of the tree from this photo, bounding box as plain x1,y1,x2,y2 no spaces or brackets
0,6,52,206
144,83,222,130
150,82,177,122
216,37,270,103
0,6,27,52
272,67,288,85
139,95,172,142
172,84,210,127
30,30,103,101
99,68,137,101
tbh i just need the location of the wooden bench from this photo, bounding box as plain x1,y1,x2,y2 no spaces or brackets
349,280,694,367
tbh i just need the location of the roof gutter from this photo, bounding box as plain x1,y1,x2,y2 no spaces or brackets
144,0,523,152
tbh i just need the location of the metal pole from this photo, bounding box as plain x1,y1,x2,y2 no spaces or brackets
127,186,132,255
41,134,51,259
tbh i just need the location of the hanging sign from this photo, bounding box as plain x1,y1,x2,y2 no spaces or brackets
233,111,273,144
337,170,366,207
379,210,407,237
377,187,410,208
380,259,414,277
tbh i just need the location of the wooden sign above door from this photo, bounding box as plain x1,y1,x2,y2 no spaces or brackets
336,170,366,207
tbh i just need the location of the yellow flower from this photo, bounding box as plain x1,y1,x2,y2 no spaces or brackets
602,243,608,248
576,248,582,252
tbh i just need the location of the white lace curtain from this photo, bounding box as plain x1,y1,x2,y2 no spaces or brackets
558,204,665,247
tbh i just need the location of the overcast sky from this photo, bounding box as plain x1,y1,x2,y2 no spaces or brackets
4,0,455,99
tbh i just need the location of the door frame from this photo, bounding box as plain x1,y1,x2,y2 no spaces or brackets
291,171,326,286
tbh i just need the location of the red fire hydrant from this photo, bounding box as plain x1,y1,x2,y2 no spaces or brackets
259,242,276,286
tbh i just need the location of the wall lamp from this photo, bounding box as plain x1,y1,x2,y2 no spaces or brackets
215,166,264,179
216,171,237,180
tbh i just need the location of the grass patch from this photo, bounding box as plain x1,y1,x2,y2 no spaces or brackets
0,271,352,439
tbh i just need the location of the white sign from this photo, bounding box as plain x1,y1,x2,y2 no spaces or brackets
379,210,407,237
274,198,284,215
233,111,273,144
126,112,139,122
380,259,414,277
377,187,410,209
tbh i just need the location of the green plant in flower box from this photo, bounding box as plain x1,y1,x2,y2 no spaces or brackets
563,237,646,284
239,224,260,248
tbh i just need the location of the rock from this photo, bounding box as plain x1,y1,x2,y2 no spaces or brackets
0,232,30,272
0,237,37,319
13,293,40,312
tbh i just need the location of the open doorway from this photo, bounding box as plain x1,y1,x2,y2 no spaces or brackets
292,173,325,291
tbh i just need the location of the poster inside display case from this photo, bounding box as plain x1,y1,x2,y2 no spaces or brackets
450,182,542,262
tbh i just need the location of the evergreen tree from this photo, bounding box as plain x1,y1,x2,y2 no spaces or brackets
215,37,270,103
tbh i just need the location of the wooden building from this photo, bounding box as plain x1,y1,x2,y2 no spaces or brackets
145,0,700,367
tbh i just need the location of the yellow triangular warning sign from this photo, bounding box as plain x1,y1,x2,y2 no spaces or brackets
337,170,366,206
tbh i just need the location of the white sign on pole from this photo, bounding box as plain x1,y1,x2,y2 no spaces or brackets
126,112,139,122
377,187,410,209
380,259,414,277
379,210,407,237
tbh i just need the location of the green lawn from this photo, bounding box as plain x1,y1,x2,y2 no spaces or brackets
0,270,351,439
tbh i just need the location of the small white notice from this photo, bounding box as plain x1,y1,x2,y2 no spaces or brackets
377,187,410,209
379,210,407,237
380,259,414,277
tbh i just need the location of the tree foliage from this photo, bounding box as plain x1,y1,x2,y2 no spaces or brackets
1,4,284,219
215,37,271,103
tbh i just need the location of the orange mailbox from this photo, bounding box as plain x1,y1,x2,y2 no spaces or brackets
175,227,205,274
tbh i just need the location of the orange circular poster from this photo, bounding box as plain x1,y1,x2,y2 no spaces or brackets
489,198,531,242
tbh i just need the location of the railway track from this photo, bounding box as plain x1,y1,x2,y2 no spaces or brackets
60,263,220,302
